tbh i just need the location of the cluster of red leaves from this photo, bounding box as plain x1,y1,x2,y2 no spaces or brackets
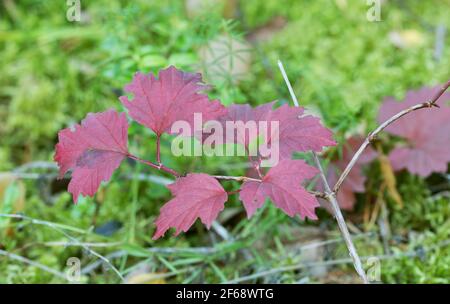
378,86,450,177
54,66,336,239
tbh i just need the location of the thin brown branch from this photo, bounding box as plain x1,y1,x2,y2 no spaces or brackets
429,79,450,105
312,153,369,284
215,175,324,198
278,59,368,283
127,153,181,177
333,79,450,193
128,152,271,187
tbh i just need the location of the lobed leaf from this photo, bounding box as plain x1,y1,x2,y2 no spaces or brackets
54,109,129,202
239,159,319,219
120,66,226,136
153,173,228,239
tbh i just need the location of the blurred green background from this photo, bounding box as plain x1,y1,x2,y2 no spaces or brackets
0,0,449,283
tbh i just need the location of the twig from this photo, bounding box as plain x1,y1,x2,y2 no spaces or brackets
211,221,232,241
214,175,324,198
127,154,181,177
333,79,450,193
312,153,368,284
129,155,267,186
278,60,300,107
278,59,368,283
434,24,446,62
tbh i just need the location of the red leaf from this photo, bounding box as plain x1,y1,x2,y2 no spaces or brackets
378,86,450,176
54,110,129,202
120,66,226,136
267,104,336,158
239,159,319,219
209,102,335,159
153,173,228,239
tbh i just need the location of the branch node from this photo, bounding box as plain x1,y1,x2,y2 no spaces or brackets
368,132,377,143
425,101,440,108
324,192,334,201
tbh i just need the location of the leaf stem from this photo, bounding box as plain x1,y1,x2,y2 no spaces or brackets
213,175,262,183
156,135,161,164
227,189,241,195
313,153,369,284
246,148,263,178
127,154,181,177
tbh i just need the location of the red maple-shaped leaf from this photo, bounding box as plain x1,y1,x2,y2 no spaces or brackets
321,136,377,210
209,102,275,147
54,110,129,202
153,173,228,239
120,66,226,136
239,159,319,219
267,104,336,158
208,102,335,159
378,86,450,177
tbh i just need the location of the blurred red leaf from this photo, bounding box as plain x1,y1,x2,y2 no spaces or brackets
378,86,450,176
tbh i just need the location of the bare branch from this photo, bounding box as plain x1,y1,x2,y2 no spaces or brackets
333,79,450,193
278,59,369,283
278,60,300,107
429,79,450,105
312,153,369,284
127,153,181,177
214,175,325,198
